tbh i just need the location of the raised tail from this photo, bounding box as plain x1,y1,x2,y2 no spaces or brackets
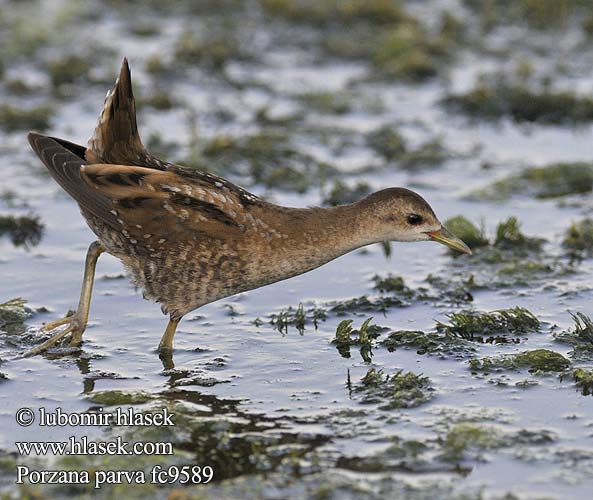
86,58,147,165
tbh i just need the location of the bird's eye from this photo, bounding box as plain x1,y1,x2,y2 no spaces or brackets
407,214,423,225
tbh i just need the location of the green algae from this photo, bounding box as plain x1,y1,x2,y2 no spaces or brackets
470,163,593,200
469,349,571,373
299,91,351,114
88,390,154,406
573,368,593,396
372,24,447,82
563,218,593,254
372,274,415,298
48,55,91,87
381,330,476,357
0,214,44,248
269,303,327,333
463,0,593,31
440,423,503,462
0,105,52,132
332,318,385,362
138,89,176,110
260,0,409,27
328,295,407,315
444,82,593,124
355,368,433,410
174,31,244,69
443,216,488,249
554,312,593,362
494,217,544,250
323,180,371,206
437,307,540,342
0,298,31,334
366,126,407,160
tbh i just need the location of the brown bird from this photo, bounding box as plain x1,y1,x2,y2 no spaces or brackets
26,58,471,357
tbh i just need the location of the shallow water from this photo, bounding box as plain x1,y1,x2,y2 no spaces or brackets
1,1,593,499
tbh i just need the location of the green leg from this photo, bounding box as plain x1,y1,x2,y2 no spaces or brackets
25,241,105,356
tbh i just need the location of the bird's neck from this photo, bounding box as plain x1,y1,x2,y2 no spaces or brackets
271,202,377,264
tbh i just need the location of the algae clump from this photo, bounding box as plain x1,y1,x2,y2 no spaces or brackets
437,307,540,341
469,163,593,200
573,368,593,396
563,218,593,254
469,349,570,373
355,368,434,409
443,216,488,249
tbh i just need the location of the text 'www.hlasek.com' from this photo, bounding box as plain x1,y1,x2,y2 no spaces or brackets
14,407,214,489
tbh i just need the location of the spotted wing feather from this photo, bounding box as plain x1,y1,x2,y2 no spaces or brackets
80,164,246,246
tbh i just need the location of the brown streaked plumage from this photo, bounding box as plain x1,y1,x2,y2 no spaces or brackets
26,58,471,357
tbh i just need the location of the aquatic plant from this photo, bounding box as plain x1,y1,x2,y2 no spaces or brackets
0,105,52,132
0,298,31,334
443,216,489,249
437,307,540,342
440,423,502,462
469,349,571,373
494,217,544,250
382,330,476,357
0,214,44,248
563,218,593,254
444,82,593,124
332,317,384,362
48,55,91,87
355,368,434,409
573,368,593,396
323,180,371,206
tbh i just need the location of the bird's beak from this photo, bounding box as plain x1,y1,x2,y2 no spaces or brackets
426,226,472,255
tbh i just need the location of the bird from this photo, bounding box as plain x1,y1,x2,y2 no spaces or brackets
26,58,471,357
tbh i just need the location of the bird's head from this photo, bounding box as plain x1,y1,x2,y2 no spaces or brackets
356,187,472,254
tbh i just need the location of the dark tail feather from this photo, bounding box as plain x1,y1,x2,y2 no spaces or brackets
86,58,146,164
27,132,119,230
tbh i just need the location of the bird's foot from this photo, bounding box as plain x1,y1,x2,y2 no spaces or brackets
24,314,85,357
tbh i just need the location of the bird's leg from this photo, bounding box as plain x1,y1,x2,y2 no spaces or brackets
158,317,180,352
25,241,105,356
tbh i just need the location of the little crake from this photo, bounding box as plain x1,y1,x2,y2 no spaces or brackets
26,59,471,356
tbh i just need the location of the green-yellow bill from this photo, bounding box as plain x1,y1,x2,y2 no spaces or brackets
427,226,472,255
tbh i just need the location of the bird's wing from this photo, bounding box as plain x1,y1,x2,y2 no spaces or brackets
27,132,121,231
80,163,247,242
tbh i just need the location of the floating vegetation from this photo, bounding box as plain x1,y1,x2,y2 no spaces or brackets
440,423,503,462
47,55,91,87
332,317,385,362
355,368,434,410
469,349,571,373
573,368,593,396
138,89,176,110
437,307,540,342
88,390,154,406
260,0,409,27
0,298,31,334
444,82,593,124
563,218,593,254
470,163,593,201
372,274,415,299
443,216,488,250
494,217,544,251
463,0,593,31
323,180,371,206
174,30,244,69
554,312,593,362
299,91,351,114
0,214,44,248
191,130,332,192
0,104,52,132
366,126,407,160
381,330,476,358
328,294,407,315
269,303,327,333
372,24,448,82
